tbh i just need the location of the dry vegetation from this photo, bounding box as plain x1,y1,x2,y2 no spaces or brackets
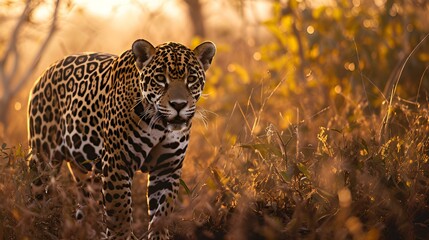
1,83,429,240
1,0,429,239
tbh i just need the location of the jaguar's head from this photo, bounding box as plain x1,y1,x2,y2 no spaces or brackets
132,39,216,131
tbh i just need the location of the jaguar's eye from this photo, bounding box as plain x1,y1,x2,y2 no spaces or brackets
187,75,198,86
154,74,166,86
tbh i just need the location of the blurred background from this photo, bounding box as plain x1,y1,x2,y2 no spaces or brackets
1,0,429,144
1,1,429,239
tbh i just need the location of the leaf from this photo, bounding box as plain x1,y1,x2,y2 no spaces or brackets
315,187,335,198
330,128,342,133
15,144,23,158
280,169,296,182
360,137,368,151
240,144,283,159
180,178,191,196
297,162,311,179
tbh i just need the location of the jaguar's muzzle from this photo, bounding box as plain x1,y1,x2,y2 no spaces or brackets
164,116,189,131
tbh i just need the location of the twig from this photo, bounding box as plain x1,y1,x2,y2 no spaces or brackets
380,33,429,141
353,39,372,114
416,65,429,104
252,76,286,135
295,107,299,162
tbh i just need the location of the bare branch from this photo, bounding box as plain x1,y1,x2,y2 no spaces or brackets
0,0,31,90
11,0,61,98
5,44,20,86
0,0,31,68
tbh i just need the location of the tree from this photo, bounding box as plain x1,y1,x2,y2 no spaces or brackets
183,0,206,37
0,0,61,137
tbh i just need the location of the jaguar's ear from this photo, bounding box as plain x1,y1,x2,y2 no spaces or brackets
193,41,216,71
132,39,156,72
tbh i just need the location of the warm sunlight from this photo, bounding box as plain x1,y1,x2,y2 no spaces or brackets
73,0,182,17
32,0,183,23
1,0,429,239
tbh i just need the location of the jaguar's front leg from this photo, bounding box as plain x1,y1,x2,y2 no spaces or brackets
147,141,187,240
102,154,135,240
147,167,183,239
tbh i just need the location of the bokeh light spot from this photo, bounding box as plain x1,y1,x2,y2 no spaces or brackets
227,64,236,72
306,25,315,34
253,52,261,61
334,85,342,94
344,62,355,71
14,102,22,111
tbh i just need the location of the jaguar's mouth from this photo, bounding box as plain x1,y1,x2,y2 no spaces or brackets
165,116,189,131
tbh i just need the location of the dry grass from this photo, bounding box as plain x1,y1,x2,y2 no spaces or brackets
1,1,429,239
1,84,428,240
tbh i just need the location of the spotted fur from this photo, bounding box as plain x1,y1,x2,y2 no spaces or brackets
27,39,216,239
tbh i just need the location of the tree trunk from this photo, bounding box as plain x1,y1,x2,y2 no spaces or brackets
183,0,206,38
0,97,11,138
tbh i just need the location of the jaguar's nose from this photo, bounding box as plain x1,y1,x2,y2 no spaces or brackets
169,100,187,112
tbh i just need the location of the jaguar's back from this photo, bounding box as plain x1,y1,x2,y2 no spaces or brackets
28,53,116,172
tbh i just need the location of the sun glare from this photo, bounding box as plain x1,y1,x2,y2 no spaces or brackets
74,0,181,18
74,0,118,15
31,0,182,22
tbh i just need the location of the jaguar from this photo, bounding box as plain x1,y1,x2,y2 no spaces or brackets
27,39,216,239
